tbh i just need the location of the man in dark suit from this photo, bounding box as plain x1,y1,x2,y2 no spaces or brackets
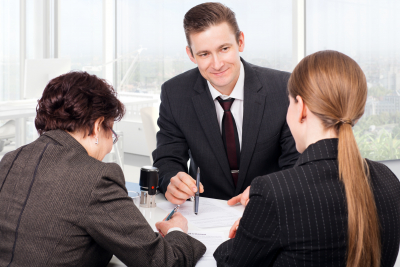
152,2,299,203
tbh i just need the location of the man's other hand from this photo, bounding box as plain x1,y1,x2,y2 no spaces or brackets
227,186,250,206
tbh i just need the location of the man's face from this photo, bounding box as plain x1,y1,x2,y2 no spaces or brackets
186,22,245,95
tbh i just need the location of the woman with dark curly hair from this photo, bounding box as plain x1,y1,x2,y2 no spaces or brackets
0,71,205,267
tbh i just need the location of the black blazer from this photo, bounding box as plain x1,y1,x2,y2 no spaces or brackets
153,58,299,200
214,138,400,266
0,130,205,267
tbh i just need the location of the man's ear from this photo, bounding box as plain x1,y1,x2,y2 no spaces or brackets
296,95,307,123
186,46,196,64
238,31,245,52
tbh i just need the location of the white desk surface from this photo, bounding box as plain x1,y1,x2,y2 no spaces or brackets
109,193,245,266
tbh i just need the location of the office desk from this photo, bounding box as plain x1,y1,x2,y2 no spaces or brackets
108,182,245,267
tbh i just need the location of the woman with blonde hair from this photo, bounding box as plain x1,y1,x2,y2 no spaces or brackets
214,50,400,266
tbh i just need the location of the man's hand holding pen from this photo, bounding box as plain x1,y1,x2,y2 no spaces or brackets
165,172,204,204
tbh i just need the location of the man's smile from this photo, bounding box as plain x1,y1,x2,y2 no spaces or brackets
211,68,229,76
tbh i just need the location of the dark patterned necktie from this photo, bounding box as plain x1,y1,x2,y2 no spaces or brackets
217,97,240,187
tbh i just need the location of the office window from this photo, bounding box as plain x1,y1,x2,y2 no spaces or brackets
58,0,103,76
0,0,20,102
116,0,292,95
307,0,400,161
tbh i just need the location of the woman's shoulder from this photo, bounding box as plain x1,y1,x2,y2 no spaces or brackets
365,159,400,190
78,158,125,187
365,159,395,173
35,133,125,184
250,167,303,197
0,145,25,169
250,160,341,204
99,162,124,180
252,162,325,188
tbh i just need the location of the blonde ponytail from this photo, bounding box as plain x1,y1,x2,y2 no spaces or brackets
338,123,380,267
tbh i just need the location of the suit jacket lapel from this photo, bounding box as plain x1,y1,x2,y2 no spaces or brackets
191,74,234,189
235,60,266,195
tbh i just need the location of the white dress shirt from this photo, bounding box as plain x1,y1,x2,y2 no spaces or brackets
207,61,244,150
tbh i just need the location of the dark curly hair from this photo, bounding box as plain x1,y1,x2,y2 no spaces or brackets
35,71,125,136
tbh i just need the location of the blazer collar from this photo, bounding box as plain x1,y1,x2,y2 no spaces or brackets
241,58,263,93
235,58,265,194
43,129,88,155
191,73,234,188
294,138,338,167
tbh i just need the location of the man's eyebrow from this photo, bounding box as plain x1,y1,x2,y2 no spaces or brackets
195,43,233,55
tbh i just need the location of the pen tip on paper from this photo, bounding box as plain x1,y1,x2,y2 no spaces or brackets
195,212,198,215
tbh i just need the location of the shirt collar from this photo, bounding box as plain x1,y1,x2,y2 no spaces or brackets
294,138,339,167
208,61,245,101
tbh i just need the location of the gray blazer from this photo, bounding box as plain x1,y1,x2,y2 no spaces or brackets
153,58,299,200
0,130,205,267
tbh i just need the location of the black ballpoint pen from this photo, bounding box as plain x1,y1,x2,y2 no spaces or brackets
194,167,200,215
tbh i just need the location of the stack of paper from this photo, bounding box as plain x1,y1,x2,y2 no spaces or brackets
188,232,224,267
157,198,242,228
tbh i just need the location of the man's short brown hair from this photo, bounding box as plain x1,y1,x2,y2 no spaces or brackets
183,2,241,48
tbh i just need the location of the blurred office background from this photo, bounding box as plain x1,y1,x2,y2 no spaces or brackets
1,0,400,181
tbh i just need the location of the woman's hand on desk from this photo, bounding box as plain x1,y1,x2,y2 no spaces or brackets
229,217,241,239
165,172,204,204
227,186,250,207
155,212,188,237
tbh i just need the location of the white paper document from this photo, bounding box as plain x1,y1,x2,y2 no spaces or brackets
188,231,225,267
157,198,242,228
